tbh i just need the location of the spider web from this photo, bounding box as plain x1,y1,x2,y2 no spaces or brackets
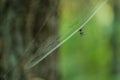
3,0,108,78
24,0,108,70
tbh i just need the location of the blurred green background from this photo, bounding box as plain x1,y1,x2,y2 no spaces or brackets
59,0,120,80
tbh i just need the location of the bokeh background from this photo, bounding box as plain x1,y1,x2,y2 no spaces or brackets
0,0,120,80
59,0,120,80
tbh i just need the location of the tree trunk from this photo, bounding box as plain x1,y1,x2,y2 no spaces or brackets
0,0,59,80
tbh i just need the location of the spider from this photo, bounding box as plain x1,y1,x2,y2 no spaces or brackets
79,28,84,35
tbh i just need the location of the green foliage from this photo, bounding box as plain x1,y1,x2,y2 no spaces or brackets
59,1,118,80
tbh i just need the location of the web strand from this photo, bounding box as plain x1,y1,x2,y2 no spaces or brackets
24,0,109,70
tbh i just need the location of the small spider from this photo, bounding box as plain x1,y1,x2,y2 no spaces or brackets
79,28,84,35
